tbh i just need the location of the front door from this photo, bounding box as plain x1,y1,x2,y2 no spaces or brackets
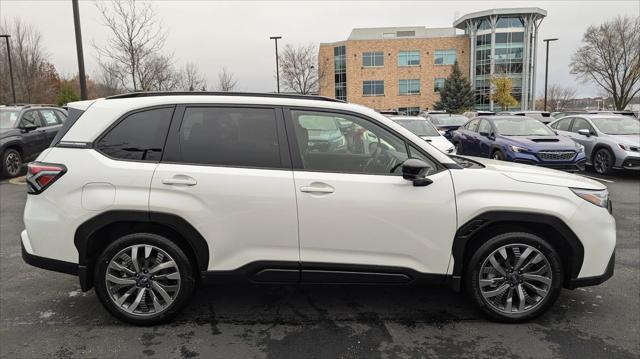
150,106,299,273
286,109,457,280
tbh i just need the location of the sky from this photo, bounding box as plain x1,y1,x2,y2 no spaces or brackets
1,0,638,97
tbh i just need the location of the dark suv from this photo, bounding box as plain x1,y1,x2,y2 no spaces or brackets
0,105,67,178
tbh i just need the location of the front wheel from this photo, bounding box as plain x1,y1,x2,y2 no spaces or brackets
593,148,614,174
94,233,196,325
1,148,22,178
465,232,563,323
492,150,505,161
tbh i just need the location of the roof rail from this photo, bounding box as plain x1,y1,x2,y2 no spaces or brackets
105,91,344,103
22,104,57,109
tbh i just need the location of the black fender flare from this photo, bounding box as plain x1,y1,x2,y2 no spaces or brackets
449,211,584,290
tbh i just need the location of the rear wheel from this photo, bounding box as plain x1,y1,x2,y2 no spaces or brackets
1,148,22,178
94,233,196,325
465,232,563,323
593,148,614,174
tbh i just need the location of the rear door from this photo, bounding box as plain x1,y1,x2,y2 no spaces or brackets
38,109,64,148
150,105,299,274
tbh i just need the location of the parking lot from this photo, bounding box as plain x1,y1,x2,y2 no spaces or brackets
0,170,638,359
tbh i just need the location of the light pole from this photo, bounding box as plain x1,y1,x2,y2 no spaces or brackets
72,0,87,100
0,34,16,104
269,36,282,93
543,38,558,111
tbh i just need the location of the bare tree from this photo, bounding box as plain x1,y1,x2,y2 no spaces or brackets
216,67,238,92
279,44,324,94
94,0,168,91
94,62,125,96
570,16,640,110
136,54,179,91
0,19,59,103
179,63,207,91
541,84,577,111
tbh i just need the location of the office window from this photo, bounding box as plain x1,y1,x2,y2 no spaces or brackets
434,78,445,93
496,16,524,28
362,80,384,96
398,51,420,66
434,49,456,65
362,52,384,67
399,79,420,95
334,46,347,101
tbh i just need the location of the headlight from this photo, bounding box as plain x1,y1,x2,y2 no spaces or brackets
508,145,529,153
571,188,609,208
446,146,455,153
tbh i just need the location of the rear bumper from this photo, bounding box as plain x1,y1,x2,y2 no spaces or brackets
22,240,77,276
567,251,615,289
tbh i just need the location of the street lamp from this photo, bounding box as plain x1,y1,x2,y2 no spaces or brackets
543,38,559,112
72,0,87,100
269,36,282,93
0,34,16,104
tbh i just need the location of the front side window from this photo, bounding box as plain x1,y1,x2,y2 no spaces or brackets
291,110,409,175
399,79,420,95
362,52,384,67
362,80,384,96
591,117,640,135
465,119,480,132
20,111,41,128
552,118,572,131
478,120,492,134
179,107,280,168
97,107,174,162
398,51,420,66
571,118,595,134
39,110,62,126
434,78,445,93
434,49,456,65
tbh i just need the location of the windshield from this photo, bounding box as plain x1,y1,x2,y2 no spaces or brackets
429,114,468,126
394,119,439,136
493,118,555,136
0,109,19,129
591,117,640,135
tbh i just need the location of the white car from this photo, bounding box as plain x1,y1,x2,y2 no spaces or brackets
389,116,456,154
22,93,615,325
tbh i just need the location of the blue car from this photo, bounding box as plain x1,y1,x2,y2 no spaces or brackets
450,116,587,171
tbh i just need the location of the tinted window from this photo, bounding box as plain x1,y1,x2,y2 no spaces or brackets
478,120,492,133
553,118,572,131
179,107,280,168
39,109,62,126
0,109,19,128
20,111,41,127
571,118,594,133
292,110,409,175
55,110,67,122
97,107,173,162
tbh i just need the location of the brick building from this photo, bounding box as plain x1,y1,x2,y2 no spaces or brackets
318,8,546,114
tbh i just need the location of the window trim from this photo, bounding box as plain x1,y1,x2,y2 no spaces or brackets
92,105,177,164
362,51,384,68
397,50,421,67
362,80,385,97
160,104,292,171
282,106,444,176
398,79,421,96
434,49,457,66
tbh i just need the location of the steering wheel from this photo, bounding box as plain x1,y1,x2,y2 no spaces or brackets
363,143,401,174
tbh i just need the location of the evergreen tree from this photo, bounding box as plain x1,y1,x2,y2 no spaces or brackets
56,83,80,106
433,61,475,113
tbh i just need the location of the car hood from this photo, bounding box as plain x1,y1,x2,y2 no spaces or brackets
464,156,605,190
501,135,578,150
607,134,640,147
421,135,454,152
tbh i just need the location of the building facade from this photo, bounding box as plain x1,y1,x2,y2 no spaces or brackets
318,8,546,113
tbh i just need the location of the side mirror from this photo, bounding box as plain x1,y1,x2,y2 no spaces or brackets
479,131,489,137
20,124,39,132
577,129,591,137
401,158,433,187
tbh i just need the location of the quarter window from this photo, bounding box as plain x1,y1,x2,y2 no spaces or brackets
362,80,384,96
97,107,174,162
362,52,384,67
291,110,409,175
399,79,420,95
398,51,420,66
179,107,280,168
434,49,456,65
434,78,445,93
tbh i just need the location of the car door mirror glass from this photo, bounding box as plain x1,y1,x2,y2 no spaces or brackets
401,158,433,187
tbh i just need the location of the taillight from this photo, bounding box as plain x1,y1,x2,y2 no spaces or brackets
26,162,67,194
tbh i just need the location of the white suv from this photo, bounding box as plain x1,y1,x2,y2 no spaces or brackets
22,93,616,325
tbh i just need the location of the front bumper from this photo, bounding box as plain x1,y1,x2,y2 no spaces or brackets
507,151,587,172
567,251,615,289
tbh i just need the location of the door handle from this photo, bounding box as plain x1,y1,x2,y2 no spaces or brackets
300,183,335,194
162,176,197,186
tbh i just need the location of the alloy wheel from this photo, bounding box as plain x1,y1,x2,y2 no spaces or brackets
594,150,611,174
105,244,181,316
5,152,21,177
478,243,552,315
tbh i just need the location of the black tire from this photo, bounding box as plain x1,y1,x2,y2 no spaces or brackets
454,142,463,154
94,233,196,325
1,148,22,178
491,150,504,161
593,148,615,175
464,232,563,323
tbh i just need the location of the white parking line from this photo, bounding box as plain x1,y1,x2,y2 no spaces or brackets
579,174,615,183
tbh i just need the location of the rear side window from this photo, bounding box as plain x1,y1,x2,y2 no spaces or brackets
97,107,174,162
39,109,62,126
178,107,280,168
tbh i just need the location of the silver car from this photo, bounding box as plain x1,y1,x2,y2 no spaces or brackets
549,114,640,174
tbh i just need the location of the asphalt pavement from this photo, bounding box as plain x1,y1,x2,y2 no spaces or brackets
0,170,638,359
